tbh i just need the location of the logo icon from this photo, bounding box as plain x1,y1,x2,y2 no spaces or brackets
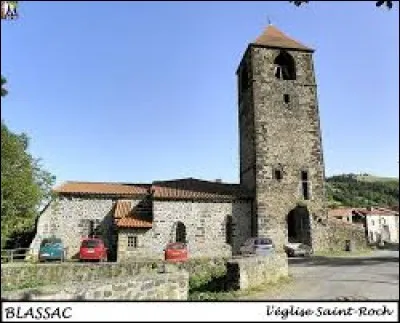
1,1,18,20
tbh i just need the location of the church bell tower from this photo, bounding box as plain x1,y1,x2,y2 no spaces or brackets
237,24,327,251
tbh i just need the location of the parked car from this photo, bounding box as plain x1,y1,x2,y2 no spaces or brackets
284,243,313,257
164,242,188,263
79,237,108,262
38,237,65,262
239,237,275,256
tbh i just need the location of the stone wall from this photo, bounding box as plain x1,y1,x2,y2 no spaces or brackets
2,271,188,301
151,201,252,258
117,228,155,261
226,253,289,290
29,197,142,260
1,262,158,291
314,219,368,251
29,197,252,262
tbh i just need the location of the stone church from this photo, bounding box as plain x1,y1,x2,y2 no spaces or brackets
30,24,334,261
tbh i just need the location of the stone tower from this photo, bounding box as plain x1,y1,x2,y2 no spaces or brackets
237,24,327,251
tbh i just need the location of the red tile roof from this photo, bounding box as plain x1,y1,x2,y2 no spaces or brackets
328,207,399,218
357,207,399,216
253,25,313,51
54,178,252,201
114,200,132,219
116,217,152,229
327,208,353,218
54,182,150,196
113,200,152,229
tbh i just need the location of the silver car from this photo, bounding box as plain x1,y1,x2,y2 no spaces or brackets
284,243,313,257
239,237,275,256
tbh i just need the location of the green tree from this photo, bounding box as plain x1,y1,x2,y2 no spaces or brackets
1,79,55,248
1,76,8,97
290,1,394,9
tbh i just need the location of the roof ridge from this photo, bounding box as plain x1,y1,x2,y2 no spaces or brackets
58,181,151,186
252,24,313,51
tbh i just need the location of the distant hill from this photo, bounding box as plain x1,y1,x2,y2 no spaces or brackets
326,173,399,209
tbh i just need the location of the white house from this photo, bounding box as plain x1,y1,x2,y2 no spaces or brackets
363,207,399,244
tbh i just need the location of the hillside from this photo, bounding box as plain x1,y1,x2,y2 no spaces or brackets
326,174,399,209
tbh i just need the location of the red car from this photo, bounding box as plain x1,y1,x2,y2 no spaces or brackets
164,242,188,262
79,237,108,262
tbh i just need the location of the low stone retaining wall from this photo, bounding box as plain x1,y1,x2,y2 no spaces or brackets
315,219,368,251
1,271,188,300
1,261,158,291
1,258,227,292
2,256,288,298
227,253,288,290
177,258,228,276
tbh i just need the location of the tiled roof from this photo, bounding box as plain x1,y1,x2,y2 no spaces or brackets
54,178,252,201
151,178,252,200
357,207,399,216
253,25,313,51
116,217,152,229
113,200,153,229
114,200,132,219
327,208,354,218
53,182,150,196
328,207,399,218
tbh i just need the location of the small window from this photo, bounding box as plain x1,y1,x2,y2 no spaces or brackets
284,94,290,104
127,236,138,248
274,169,283,181
301,171,310,200
225,215,233,245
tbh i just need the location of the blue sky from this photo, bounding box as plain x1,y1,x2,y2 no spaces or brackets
1,1,399,185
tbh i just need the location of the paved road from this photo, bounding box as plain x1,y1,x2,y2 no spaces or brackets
248,250,399,300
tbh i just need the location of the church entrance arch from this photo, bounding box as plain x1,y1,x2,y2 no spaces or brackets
286,206,312,246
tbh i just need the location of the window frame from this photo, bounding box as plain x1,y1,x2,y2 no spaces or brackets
127,235,138,249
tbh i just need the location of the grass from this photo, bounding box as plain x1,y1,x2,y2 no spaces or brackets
189,275,293,300
313,248,373,257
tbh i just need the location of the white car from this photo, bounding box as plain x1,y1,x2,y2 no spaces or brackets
284,243,313,257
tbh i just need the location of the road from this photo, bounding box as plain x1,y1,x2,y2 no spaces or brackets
247,250,399,300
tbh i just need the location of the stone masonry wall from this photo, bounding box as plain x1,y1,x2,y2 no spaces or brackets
151,201,252,259
237,43,327,252
2,271,188,301
314,219,368,251
117,228,154,261
227,253,289,290
29,197,142,260
1,261,159,291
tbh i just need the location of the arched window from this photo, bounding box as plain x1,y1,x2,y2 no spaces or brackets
175,221,186,243
274,51,296,80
